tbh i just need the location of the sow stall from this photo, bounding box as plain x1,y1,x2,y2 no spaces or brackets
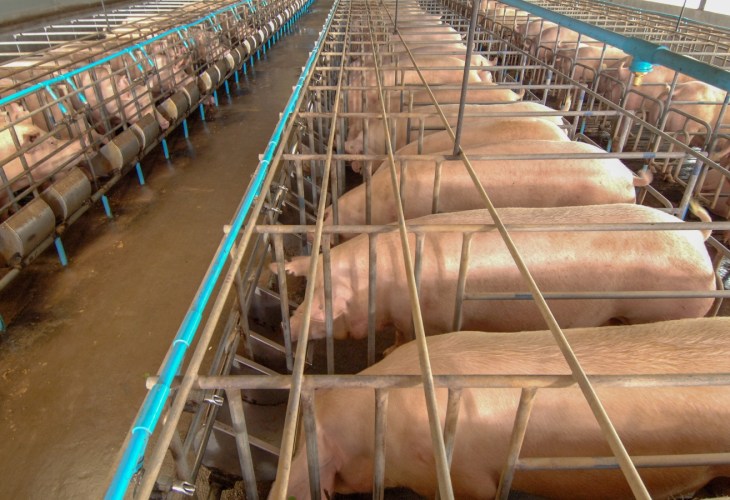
109,0,730,499
0,0,311,297
480,0,730,219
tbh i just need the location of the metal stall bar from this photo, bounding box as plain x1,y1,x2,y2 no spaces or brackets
270,1,349,495
386,4,650,498
105,0,319,498
363,2,455,498
496,0,730,92
0,0,253,107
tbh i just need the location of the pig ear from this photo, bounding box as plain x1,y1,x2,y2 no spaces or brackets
22,129,41,144
282,255,310,277
117,76,131,91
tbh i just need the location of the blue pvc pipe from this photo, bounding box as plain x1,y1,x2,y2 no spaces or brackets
183,119,189,138
105,2,325,497
54,237,68,267
0,0,252,108
101,195,113,218
162,138,170,159
499,0,730,92
135,162,145,185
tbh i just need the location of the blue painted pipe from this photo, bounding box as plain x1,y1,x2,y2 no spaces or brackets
104,1,326,496
135,162,145,185
0,0,252,107
498,0,730,92
54,237,68,267
101,195,113,218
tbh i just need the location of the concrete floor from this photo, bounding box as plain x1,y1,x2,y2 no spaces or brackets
0,2,333,498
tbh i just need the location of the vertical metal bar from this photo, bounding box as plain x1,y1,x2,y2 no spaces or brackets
225,389,259,500
273,234,294,371
453,0,481,156
495,388,538,500
432,159,443,215
322,233,335,374
442,388,462,467
373,389,389,500
169,427,192,481
368,233,378,366
301,389,322,500
366,4,454,497
452,232,473,332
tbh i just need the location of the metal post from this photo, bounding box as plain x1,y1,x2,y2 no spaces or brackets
225,389,259,500
453,0,481,156
373,389,389,500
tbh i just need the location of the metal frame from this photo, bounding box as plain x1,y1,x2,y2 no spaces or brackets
110,0,730,498
0,0,305,293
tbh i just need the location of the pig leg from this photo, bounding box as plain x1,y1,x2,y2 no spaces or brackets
284,432,341,500
382,330,407,357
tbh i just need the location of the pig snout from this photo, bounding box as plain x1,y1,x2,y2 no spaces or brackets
154,109,170,130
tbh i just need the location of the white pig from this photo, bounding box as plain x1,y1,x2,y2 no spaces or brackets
278,318,730,499
348,118,569,173
281,204,714,341
331,140,651,230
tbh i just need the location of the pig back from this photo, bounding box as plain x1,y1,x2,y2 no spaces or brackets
309,319,730,499
348,204,715,335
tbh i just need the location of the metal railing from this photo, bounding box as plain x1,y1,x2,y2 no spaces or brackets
0,0,307,296
109,0,730,498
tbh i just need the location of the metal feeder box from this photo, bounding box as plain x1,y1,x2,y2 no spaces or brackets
214,59,229,81
158,90,189,122
41,167,91,222
99,129,141,172
243,38,255,56
225,50,240,72
130,113,161,151
182,81,200,108
197,72,213,94
0,197,55,267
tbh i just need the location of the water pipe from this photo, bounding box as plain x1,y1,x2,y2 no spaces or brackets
498,0,730,92
104,2,316,497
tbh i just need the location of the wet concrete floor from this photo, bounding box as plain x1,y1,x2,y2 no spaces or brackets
0,1,333,498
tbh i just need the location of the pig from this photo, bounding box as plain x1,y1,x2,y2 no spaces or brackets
344,102,565,161
362,55,487,113
331,140,651,230
75,65,169,133
527,25,585,60
374,46,494,83
4,85,105,147
281,204,714,342
556,43,627,85
649,81,729,148
0,122,84,208
599,56,695,112
515,19,558,44
398,83,524,108
277,318,730,500
698,145,730,218
347,118,569,173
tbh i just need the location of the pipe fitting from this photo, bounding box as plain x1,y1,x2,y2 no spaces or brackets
630,59,653,86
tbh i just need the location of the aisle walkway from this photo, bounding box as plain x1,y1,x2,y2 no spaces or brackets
0,1,333,497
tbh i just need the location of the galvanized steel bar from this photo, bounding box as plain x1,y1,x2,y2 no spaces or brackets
269,1,347,495
495,387,538,500
365,3,455,497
